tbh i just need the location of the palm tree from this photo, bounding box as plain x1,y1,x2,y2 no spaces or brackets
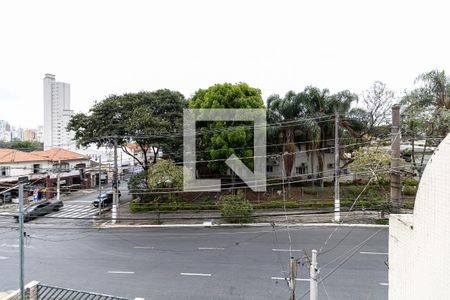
416,70,450,109
267,91,307,196
301,87,364,187
268,87,366,189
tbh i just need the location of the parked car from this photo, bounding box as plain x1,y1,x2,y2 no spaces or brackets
92,191,121,208
14,200,63,222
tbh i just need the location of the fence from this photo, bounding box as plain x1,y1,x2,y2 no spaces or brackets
36,284,129,300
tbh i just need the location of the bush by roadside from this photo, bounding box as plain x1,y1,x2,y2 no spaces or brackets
218,191,253,223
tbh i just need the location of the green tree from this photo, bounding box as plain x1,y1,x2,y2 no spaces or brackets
68,89,186,170
401,70,450,177
188,83,265,176
147,160,183,191
267,87,366,187
0,140,43,152
267,91,307,194
351,147,391,183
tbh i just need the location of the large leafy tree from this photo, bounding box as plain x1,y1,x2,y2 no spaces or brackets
188,83,265,176
68,89,186,170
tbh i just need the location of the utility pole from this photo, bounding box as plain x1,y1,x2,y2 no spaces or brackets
310,249,318,300
289,257,297,300
98,155,102,216
18,176,27,300
112,137,118,224
334,111,340,222
56,160,61,202
391,105,401,213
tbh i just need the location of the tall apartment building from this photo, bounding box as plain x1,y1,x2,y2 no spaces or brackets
23,129,37,141
43,74,74,150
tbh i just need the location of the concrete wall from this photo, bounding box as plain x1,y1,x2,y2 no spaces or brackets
389,134,450,300
1,281,39,300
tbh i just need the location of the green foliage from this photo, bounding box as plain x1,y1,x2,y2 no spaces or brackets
268,86,366,185
218,191,253,223
374,219,389,225
402,178,419,187
254,201,300,209
68,89,186,169
0,141,43,152
402,186,417,196
128,170,151,201
147,160,183,191
188,83,265,174
350,147,391,182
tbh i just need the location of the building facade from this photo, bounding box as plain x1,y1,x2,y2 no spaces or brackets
43,74,74,150
266,141,354,183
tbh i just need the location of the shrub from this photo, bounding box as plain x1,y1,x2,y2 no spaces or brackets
128,170,155,202
129,199,149,213
374,219,389,225
403,186,417,196
219,191,253,223
402,178,419,187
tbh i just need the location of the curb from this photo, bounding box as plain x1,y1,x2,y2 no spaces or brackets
98,222,389,229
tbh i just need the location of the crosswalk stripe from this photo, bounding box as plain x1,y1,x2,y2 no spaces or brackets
49,204,101,219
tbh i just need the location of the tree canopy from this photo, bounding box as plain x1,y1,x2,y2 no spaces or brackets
68,89,186,170
188,83,265,175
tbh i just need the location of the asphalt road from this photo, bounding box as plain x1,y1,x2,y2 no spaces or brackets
0,225,388,300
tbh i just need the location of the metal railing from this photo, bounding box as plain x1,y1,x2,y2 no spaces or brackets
37,284,129,300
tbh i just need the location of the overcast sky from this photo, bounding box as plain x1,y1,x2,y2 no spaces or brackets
0,0,449,128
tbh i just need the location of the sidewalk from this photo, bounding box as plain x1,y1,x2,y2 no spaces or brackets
117,202,388,225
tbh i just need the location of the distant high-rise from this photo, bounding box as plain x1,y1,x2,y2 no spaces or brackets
43,74,74,149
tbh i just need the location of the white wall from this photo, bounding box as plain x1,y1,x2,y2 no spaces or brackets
389,134,450,300
0,159,90,178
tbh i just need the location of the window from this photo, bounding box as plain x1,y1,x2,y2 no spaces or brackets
327,163,334,169
53,162,70,172
0,166,10,177
75,163,86,170
33,164,40,174
267,165,273,173
296,163,307,175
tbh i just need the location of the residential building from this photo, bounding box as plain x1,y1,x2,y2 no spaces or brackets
389,134,450,300
0,148,92,200
43,74,74,150
23,129,37,141
266,141,353,182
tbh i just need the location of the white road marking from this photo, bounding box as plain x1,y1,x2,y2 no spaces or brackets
272,249,303,252
271,276,310,282
360,251,388,255
0,256,8,260
180,273,212,277
379,282,389,286
133,246,154,249
107,271,135,274
1,244,34,249
198,247,225,250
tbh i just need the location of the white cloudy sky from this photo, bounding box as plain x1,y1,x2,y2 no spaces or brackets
0,0,449,128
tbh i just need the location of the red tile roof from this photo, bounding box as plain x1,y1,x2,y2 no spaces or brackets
0,148,90,163
32,148,90,161
0,149,48,163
